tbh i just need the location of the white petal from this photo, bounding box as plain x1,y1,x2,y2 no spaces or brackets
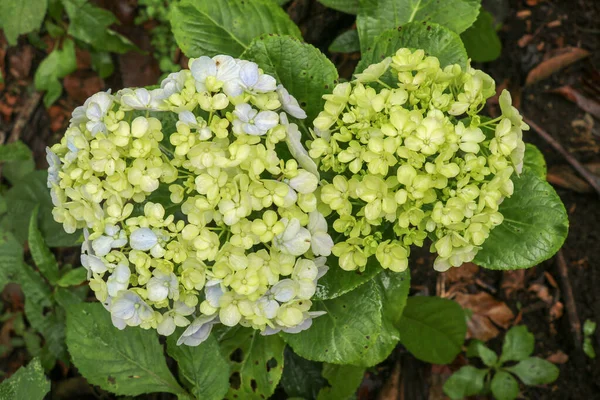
130,228,158,251
157,316,176,336
147,277,170,302
271,279,298,302
254,111,279,131
205,284,224,308
311,232,334,257
92,236,113,257
289,170,318,194
239,61,259,87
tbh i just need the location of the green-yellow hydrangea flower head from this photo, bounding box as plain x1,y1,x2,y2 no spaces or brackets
309,48,528,273
47,55,334,345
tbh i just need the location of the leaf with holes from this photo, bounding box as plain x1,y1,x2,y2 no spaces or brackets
242,34,338,126
356,0,481,52
282,280,382,364
166,334,229,400
65,302,188,397
219,327,286,399
460,9,501,62
356,22,468,83
397,296,467,364
523,143,547,179
170,0,301,58
474,169,568,270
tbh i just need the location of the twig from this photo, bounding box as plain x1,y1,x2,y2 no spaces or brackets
7,91,43,144
524,116,600,197
556,250,582,348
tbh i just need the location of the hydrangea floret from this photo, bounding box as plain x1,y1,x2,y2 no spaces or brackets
309,48,528,273
47,55,333,344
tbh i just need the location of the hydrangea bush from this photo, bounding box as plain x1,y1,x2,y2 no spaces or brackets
47,55,335,344
310,49,527,273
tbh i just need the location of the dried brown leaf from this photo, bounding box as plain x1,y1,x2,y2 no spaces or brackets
501,270,526,297
526,47,590,86
529,283,553,304
454,292,515,342
551,86,600,120
547,166,593,193
546,350,569,364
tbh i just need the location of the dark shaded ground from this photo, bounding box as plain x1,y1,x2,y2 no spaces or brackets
1,0,599,399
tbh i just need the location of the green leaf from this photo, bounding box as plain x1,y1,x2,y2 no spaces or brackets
584,319,597,336
491,370,520,400
28,207,60,284
500,325,534,363
219,327,285,399
357,269,410,367
65,302,187,397
397,296,466,364
170,0,301,58
166,334,229,400
329,29,360,53
34,38,77,107
0,358,50,400
460,9,501,62
523,143,547,179
281,347,326,399
0,231,23,291
584,337,596,359
3,170,80,247
241,34,338,125
0,141,32,161
19,263,53,334
317,363,365,400
355,22,468,83
4,152,35,185
474,169,568,270
317,0,359,14
62,0,137,54
505,357,559,385
356,0,481,52
467,339,498,367
315,261,381,301
443,365,487,400
57,267,87,287
0,0,47,46
91,52,115,79
282,280,382,364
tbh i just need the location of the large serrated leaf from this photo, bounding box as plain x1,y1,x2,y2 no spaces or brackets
65,302,187,397
474,169,568,270
170,0,301,58
281,348,326,399
0,358,50,400
219,327,286,399
523,143,547,179
242,34,338,126
0,231,23,291
356,22,468,79
317,363,365,400
282,280,382,364
314,257,382,300
357,0,481,52
166,334,230,400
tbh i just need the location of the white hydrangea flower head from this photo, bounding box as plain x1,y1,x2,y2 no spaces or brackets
311,48,526,274
49,55,332,345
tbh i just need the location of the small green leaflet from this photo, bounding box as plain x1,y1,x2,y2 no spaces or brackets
443,365,487,400
397,296,467,364
0,141,33,162
28,206,60,284
329,30,360,53
170,0,301,58
61,0,137,54
65,302,188,397
34,38,77,107
491,371,520,400
474,169,568,270
356,0,481,52
0,231,23,291
0,358,50,400
166,334,230,400
505,357,559,386
57,267,88,287
0,0,47,46
460,9,501,62
499,325,534,363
